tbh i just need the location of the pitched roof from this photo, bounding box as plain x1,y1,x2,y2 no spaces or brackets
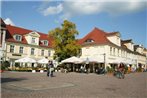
5,25,53,48
78,27,111,45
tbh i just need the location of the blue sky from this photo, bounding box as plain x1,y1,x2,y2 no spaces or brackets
1,0,147,48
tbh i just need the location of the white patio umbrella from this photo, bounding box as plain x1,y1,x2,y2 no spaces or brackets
61,56,83,64
80,57,104,63
37,58,49,64
15,57,36,63
108,58,121,64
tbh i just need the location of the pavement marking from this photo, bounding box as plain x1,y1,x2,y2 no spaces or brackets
4,82,75,91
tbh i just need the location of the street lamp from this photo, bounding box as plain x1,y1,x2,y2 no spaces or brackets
103,53,106,71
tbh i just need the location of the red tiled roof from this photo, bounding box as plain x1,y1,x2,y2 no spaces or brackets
78,27,112,45
6,25,53,48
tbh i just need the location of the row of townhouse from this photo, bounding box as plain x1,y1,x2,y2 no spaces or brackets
0,19,54,68
0,18,147,69
78,27,147,69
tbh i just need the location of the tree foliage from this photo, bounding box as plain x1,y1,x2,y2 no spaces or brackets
49,20,81,62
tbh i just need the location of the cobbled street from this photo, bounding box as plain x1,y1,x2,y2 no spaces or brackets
1,71,147,98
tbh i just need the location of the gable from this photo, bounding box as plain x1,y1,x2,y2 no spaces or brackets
26,31,40,37
78,27,111,46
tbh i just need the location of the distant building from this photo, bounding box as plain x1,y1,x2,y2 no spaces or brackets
0,18,54,68
0,18,146,71
78,27,146,71
0,18,7,65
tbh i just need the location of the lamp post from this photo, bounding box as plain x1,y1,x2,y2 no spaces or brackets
85,57,89,73
103,53,106,71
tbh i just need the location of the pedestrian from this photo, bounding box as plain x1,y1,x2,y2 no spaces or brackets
118,63,125,79
49,60,54,77
80,65,84,73
47,60,51,77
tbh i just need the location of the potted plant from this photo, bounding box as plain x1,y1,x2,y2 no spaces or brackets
32,67,37,73
0,65,5,73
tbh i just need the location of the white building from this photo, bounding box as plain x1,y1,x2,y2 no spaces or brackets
78,27,146,70
0,19,7,65
1,18,146,71
0,19,55,68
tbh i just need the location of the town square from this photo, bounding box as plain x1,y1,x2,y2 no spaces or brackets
0,0,147,98
1,71,147,98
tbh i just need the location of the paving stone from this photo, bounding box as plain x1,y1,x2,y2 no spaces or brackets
1,71,147,98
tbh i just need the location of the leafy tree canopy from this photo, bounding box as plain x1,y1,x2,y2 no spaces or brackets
49,20,81,62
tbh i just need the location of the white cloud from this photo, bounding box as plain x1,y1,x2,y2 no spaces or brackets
62,0,146,18
42,3,63,16
4,18,15,26
39,0,147,19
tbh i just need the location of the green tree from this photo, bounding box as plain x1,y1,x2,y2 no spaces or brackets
49,20,81,62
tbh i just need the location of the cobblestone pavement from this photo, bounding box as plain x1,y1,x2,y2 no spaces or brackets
1,71,147,98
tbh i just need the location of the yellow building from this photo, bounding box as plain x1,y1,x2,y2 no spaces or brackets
1,21,54,68
1,18,146,71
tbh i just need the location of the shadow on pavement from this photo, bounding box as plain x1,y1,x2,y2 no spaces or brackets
1,77,27,83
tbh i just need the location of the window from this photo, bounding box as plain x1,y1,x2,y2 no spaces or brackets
31,48,35,55
19,47,23,53
41,50,44,56
117,37,120,45
31,37,35,43
10,45,14,53
44,40,48,46
41,40,48,46
48,50,51,56
15,35,22,41
113,48,115,56
85,39,94,43
117,49,120,56
110,47,112,55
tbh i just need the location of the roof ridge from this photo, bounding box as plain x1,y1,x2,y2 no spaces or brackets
6,24,49,36
6,24,32,32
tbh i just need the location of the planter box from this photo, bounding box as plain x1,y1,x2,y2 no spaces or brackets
32,70,36,73
40,70,44,73
0,70,4,73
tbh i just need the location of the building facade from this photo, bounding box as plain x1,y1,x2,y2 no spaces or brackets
0,19,7,65
1,19,55,68
0,18,147,70
78,28,146,70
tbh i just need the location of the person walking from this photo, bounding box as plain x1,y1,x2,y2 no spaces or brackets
118,63,125,79
47,60,51,77
49,60,54,77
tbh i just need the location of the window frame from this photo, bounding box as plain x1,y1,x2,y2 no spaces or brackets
10,45,14,53
44,40,48,46
41,50,44,56
31,37,36,44
14,34,22,41
31,48,35,55
48,50,51,56
19,46,23,54
85,39,94,43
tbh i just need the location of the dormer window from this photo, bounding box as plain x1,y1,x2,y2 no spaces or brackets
31,37,36,43
44,40,48,46
14,34,22,41
41,40,48,46
85,39,94,43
